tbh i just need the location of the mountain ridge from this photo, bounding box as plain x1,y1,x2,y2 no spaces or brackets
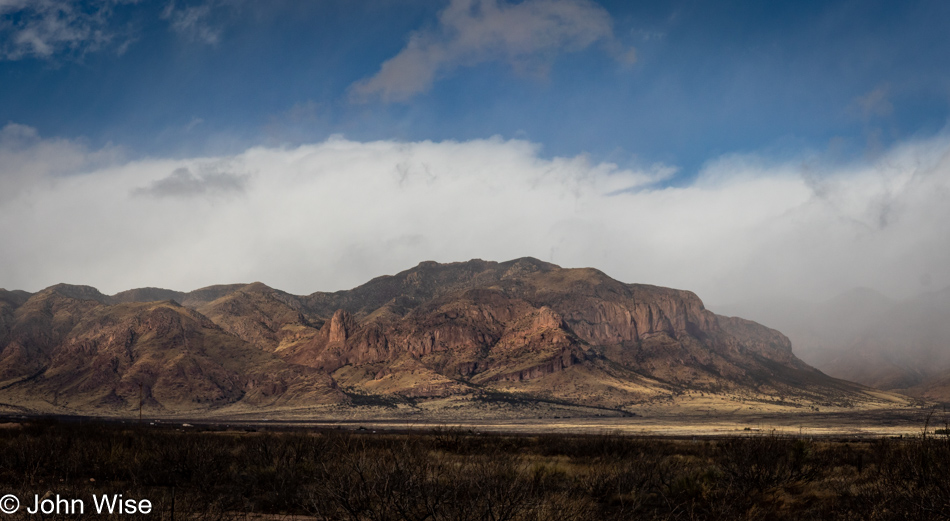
0,258,908,417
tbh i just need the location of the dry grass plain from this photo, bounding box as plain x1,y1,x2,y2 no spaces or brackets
191,394,937,439
0,386,934,438
3,413,950,520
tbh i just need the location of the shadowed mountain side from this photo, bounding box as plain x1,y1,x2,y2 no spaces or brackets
192,282,314,351
0,289,32,356
0,286,344,414
112,287,186,305
112,283,317,351
300,258,562,320
0,285,105,385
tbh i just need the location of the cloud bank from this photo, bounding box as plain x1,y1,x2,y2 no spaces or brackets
1,124,949,306
132,166,248,198
351,0,634,102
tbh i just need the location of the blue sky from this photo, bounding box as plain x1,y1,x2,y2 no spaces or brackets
2,0,950,304
3,0,948,176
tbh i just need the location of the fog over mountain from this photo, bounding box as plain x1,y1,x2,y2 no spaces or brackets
714,285,950,400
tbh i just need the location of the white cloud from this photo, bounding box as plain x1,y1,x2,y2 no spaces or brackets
351,0,634,102
855,85,893,121
2,127,950,309
161,0,224,45
0,123,121,201
132,166,248,198
0,0,134,60
0,0,232,58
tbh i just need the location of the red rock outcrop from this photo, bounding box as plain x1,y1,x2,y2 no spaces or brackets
260,258,860,402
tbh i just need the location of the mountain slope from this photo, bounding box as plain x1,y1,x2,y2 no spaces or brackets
0,286,344,414
0,259,906,416
125,258,899,410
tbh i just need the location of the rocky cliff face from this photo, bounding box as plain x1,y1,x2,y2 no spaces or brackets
0,258,889,415
180,258,873,404
282,261,814,395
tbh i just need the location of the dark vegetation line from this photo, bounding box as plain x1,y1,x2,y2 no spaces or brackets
0,419,949,520
342,386,635,416
471,390,636,416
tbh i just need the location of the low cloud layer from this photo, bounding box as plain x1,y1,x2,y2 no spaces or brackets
1,126,949,306
351,0,634,102
133,166,248,198
0,123,120,201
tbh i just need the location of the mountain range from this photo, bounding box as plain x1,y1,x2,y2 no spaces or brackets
0,258,906,418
